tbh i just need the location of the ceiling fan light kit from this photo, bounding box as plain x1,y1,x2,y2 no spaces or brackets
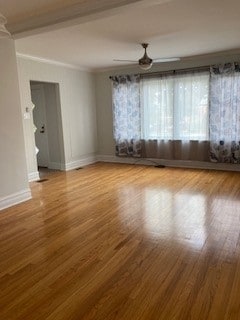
0,13,11,38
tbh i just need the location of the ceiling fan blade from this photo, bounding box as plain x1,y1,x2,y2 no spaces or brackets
153,57,180,62
113,59,138,63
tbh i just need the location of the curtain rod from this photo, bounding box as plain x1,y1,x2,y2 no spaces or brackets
140,65,210,77
109,65,210,79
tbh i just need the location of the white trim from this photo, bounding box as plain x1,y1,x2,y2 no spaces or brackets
16,53,92,72
97,155,240,172
48,162,63,170
64,155,97,171
0,189,32,211
28,171,40,182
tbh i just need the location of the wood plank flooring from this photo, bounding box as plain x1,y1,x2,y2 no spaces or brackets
1,162,240,320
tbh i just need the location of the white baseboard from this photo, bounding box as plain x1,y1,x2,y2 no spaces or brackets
0,188,32,211
28,171,40,182
97,154,240,172
64,155,97,171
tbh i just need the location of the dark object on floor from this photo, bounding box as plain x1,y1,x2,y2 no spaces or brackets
37,178,49,183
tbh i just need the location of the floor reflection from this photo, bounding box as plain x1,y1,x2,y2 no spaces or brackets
117,177,240,258
143,189,207,249
116,185,208,249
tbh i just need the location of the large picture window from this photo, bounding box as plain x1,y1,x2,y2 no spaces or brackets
141,71,210,141
111,63,240,163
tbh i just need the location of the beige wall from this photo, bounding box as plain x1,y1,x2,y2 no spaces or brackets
0,39,30,209
95,53,240,157
17,57,98,177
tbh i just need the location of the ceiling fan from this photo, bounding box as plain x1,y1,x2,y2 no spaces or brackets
114,43,180,70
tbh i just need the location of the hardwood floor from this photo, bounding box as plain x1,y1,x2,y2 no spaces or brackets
1,162,240,320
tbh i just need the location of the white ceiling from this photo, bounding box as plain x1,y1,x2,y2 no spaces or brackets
2,0,240,71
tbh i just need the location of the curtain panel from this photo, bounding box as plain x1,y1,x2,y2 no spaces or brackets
210,63,240,163
111,75,142,157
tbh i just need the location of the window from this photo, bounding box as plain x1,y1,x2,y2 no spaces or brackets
141,71,210,141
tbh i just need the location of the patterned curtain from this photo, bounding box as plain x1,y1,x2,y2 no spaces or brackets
210,63,240,163
112,74,142,157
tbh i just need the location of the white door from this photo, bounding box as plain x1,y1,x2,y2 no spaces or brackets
31,84,49,167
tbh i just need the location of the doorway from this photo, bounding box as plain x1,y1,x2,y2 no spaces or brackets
30,81,64,177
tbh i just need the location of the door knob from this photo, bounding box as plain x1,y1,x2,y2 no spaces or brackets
40,125,45,133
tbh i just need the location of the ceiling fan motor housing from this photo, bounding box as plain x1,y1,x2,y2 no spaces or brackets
139,43,153,70
138,43,153,70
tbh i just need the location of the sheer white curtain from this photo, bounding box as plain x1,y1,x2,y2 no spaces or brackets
141,71,210,140
141,76,174,139
140,71,210,161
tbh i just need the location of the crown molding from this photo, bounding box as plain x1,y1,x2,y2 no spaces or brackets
180,49,240,62
16,52,93,72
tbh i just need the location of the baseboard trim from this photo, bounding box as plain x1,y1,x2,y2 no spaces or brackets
0,188,32,211
97,155,240,172
28,171,40,182
64,155,97,171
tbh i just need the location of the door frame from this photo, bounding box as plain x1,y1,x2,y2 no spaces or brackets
30,80,65,173
31,83,50,168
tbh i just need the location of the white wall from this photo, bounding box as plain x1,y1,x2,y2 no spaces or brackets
0,39,30,210
95,53,240,158
17,57,98,178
